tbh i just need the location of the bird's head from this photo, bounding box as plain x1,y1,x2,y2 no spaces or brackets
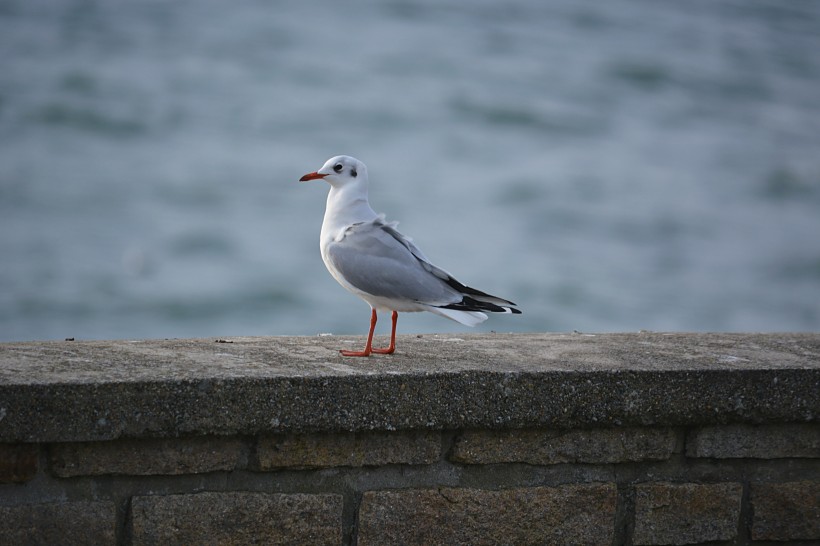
299,155,368,189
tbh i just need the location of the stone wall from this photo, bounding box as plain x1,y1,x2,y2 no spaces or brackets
1,332,818,545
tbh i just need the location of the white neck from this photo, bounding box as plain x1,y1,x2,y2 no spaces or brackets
320,183,378,249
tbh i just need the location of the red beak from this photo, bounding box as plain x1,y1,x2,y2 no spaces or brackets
299,171,327,182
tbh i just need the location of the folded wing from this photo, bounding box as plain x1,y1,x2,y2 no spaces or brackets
325,217,521,317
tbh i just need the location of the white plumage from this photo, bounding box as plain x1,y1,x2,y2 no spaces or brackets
300,155,520,356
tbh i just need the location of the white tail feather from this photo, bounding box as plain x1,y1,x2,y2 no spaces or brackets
428,307,488,327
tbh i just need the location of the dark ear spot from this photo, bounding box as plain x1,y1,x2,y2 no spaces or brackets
351,168,358,177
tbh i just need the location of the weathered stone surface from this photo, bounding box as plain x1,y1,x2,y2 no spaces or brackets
50,436,244,477
0,443,37,483
0,501,116,545
255,431,440,469
357,484,616,545
451,427,675,465
1,333,818,442
130,492,342,545
751,481,820,541
633,482,742,545
686,423,820,459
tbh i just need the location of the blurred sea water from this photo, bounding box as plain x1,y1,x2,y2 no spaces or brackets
1,0,819,341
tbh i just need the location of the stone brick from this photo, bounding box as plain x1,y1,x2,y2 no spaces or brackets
751,481,820,541
357,484,616,545
131,492,342,545
0,443,38,483
254,431,440,469
0,501,116,545
50,436,244,477
686,423,820,459
451,427,675,465
633,482,742,545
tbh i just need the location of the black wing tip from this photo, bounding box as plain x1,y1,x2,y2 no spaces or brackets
441,296,522,315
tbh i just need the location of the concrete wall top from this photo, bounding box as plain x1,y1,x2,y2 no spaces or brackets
1,333,818,442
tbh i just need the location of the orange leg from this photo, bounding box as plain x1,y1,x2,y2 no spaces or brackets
340,309,398,357
340,308,378,357
371,310,398,354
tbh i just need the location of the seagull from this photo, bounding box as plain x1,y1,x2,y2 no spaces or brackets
300,155,521,356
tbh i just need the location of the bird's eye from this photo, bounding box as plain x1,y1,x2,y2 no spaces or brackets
333,164,343,173
351,168,357,178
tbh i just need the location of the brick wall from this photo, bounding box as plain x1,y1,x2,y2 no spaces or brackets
1,333,818,545
2,425,818,544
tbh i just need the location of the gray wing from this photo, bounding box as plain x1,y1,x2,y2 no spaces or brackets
377,220,520,309
325,219,460,305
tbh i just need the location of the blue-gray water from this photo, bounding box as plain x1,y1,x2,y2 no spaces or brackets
2,0,820,341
